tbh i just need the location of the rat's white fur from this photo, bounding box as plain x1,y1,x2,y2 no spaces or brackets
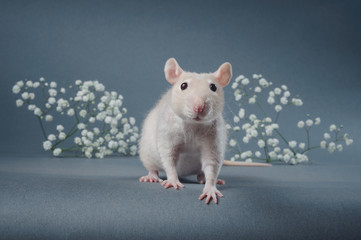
139,58,230,204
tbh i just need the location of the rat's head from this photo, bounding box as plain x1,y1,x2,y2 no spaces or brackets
164,58,232,123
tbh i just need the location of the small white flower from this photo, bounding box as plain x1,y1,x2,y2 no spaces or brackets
89,117,96,123
60,88,66,94
79,109,87,118
229,139,237,147
320,140,327,149
40,77,45,82
233,116,240,123
255,151,261,158
306,119,313,127
58,132,66,140
231,82,238,89
241,78,249,85
249,114,257,121
297,121,304,128
238,108,245,119
267,96,275,105
292,98,303,106
74,137,82,145
254,86,261,93
314,117,321,125
48,97,56,105
281,85,288,91
48,89,57,97
21,92,29,100
280,97,288,105
329,124,337,132
269,151,277,160
299,142,306,149
257,139,265,148
75,80,82,85
48,134,56,141
235,93,242,101
34,108,42,116
105,116,112,124
275,105,282,112
26,81,33,88
12,85,21,94
77,123,86,130
27,104,36,111
283,90,290,97
324,133,331,140
248,97,256,104
235,75,244,82
67,108,75,116
345,138,353,146
43,141,52,151
56,125,64,132
16,99,24,107
328,142,336,153
259,78,269,88
129,117,136,125
50,81,57,88
242,136,249,144
53,148,62,156
336,144,343,152
289,140,297,148
45,115,53,122
274,88,281,95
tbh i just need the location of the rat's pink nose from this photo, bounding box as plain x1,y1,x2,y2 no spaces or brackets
193,104,204,113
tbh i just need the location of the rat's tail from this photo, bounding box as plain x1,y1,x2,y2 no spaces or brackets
223,160,272,167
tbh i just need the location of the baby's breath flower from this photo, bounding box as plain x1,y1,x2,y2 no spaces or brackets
280,97,288,105
21,92,29,100
297,121,305,128
255,151,261,158
79,109,87,118
257,139,265,148
283,90,290,97
275,105,282,112
241,78,249,85
34,108,42,116
43,141,52,150
235,75,244,82
328,142,336,153
292,98,303,106
45,114,53,122
306,119,313,127
329,124,337,132
50,81,57,88
60,88,66,94
254,86,261,93
267,96,275,105
324,133,331,140
259,78,269,88
48,134,56,141
320,140,327,149
16,99,24,107
77,123,86,130
274,88,282,95
238,108,245,119
233,116,240,123
248,96,256,104
67,108,75,116
231,82,238,89
289,140,297,148
229,139,237,147
299,142,306,149
345,138,353,146
48,89,57,97
12,85,21,94
314,117,321,125
58,132,66,140
337,144,343,152
53,148,62,156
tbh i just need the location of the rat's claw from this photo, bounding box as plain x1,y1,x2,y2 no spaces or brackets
139,174,163,183
161,179,184,190
199,186,223,204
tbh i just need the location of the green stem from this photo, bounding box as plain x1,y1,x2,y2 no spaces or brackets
38,117,47,140
306,128,310,149
301,146,320,154
274,129,296,155
256,101,267,117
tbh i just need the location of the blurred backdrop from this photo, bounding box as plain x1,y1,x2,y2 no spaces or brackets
0,0,360,161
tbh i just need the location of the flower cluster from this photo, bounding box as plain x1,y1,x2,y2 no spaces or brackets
227,74,353,165
13,78,139,158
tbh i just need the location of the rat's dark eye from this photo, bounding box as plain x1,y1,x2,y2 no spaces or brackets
180,82,188,91
210,83,217,92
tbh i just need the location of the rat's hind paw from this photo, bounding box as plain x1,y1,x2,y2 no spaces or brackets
139,171,163,183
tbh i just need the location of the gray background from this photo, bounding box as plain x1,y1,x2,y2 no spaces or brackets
1,1,361,239
1,0,360,159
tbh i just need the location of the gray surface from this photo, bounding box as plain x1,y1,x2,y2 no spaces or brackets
1,156,361,239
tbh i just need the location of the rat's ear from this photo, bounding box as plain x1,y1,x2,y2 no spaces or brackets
214,62,232,87
164,58,183,84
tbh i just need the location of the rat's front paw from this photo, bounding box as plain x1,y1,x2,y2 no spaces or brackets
199,186,223,204
161,178,184,190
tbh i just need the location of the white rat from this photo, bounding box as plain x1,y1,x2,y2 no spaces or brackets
139,58,270,204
